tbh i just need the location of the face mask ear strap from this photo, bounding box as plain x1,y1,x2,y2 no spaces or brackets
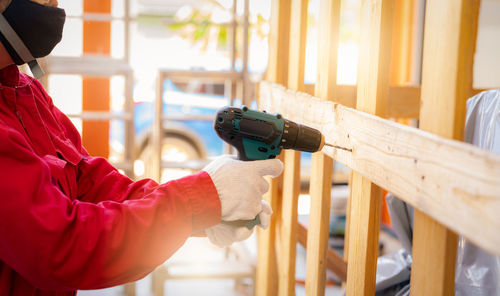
0,14,44,79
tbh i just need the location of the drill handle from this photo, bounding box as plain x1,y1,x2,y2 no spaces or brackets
220,216,261,230
235,148,251,161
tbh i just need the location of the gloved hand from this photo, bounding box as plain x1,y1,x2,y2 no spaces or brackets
202,155,282,248
205,200,273,248
202,155,283,221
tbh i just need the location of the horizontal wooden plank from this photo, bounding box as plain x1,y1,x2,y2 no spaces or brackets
387,85,420,118
305,84,420,118
259,80,500,256
159,70,242,81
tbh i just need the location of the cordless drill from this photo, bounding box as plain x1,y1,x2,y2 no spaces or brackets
214,106,327,161
213,106,331,229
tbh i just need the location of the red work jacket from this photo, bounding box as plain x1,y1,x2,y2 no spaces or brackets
0,65,221,295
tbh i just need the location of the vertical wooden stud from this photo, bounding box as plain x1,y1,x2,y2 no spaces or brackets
343,171,353,281
151,72,164,183
265,0,292,85
304,0,341,295
346,1,393,295
305,153,333,295
256,0,291,295
277,1,308,294
256,173,282,296
346,174,383,295
390,0,415,85
314,0,341,101
411,1,480,295
279,149,301,296
287,0,308,93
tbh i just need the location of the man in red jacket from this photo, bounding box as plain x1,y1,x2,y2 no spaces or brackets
0,0,283,295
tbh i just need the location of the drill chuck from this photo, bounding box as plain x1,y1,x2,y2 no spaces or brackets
281,119,325,152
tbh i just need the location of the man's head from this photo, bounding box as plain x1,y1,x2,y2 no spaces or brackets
0,0,65,77
0,0,58,12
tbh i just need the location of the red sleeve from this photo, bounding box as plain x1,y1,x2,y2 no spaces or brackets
45,91,158,204
0,125,221,291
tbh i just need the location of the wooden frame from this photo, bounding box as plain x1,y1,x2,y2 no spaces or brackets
257,0,491,295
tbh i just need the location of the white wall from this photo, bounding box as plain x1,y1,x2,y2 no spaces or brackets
474,0,500,89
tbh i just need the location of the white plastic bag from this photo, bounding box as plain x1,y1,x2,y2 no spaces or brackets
455,90,500,296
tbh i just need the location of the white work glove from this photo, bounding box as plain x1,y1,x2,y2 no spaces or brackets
205,200,273,248
203,155,283,221
202,155,283,247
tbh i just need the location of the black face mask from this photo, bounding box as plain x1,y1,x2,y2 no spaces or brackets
0,0,65,77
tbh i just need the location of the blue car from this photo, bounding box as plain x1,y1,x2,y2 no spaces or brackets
130,78,228,180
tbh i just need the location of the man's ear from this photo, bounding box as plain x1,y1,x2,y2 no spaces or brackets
0,0,11,13
0,41,14,69
29,0,58,7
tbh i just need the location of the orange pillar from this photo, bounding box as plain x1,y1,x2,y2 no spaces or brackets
82,0,111,157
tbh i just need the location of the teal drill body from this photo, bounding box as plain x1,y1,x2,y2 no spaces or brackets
214,106,324,161
232,107,284,160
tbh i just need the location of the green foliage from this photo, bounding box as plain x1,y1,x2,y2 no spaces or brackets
218,26,227,47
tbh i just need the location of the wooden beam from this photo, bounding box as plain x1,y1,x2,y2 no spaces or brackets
259,81,500,257
346,0,393,295
313,0,340,100
305,153,333,294
256,175,281,296
287,0,308,92
418,1,480,141
256,0,290,295
386,85,420,118
304,84,490,119
277,0,308,295
304,84,421,118
346,173,382,295
304,0,340,294
411,0,481,295
297,223,347,282
390,0,414,85
279,149,301,296
343,171,353,279
265,0,292,85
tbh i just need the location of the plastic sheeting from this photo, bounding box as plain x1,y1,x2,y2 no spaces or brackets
455,90,500,296
375,194,412,296
375,249,412,295
386,194,414,254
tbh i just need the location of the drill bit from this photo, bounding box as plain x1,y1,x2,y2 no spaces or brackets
324,142,352,152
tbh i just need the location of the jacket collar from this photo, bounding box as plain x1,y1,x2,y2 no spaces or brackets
0,64,20,87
